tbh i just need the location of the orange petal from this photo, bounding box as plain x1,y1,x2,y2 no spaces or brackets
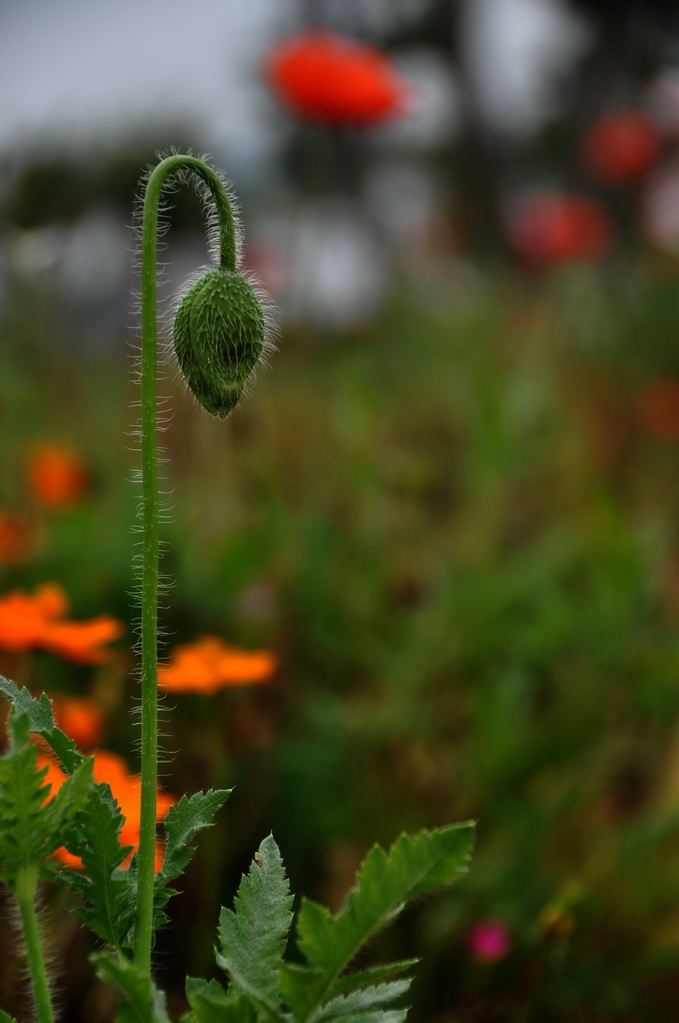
41,616,124,664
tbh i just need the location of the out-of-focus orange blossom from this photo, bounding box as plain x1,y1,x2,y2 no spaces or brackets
51,695,105,749
634,378,679,441
38,749,173,872
0,583,123,663
266,30,411,126
158,636,277,694
583,109,662,184
507,192,612,266
27,443,89,509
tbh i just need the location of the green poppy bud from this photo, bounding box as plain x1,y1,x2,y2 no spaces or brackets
172,269,266,418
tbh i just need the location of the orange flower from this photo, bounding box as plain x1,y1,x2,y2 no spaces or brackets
27,443,89,509
507,192,612,266
158,636,277,694
38,750,173,872
0,509,33,564
0,583,123,663
51,695,104,749
634,378,679,441
583,109,662,184
266,30,411,126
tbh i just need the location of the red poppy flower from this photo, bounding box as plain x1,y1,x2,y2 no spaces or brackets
583,109,662,184
266,30,411,126
27,443,89,509
507,192,612,266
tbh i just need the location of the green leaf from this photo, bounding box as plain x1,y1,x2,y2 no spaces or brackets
0,723,92,888
0,1009,19,1022
150,788,231,937
0,675,86,773
285,823,474,1022
156,789,230,893
42,757,93,841
184,977,258,1023
92,953,171,1023
326,961,419,999
216,834,294,1018
309,980,412,1023
59,782,136,949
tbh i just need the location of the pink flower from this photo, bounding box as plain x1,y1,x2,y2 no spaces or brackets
465,919,512,962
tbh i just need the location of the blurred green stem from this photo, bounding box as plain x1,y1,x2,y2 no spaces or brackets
135,154,237,972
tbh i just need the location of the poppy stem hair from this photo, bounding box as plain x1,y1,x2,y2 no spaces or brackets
135,154,246,972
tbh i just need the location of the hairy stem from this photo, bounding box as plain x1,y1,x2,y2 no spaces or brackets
135,154,237,972
16,866,54,1023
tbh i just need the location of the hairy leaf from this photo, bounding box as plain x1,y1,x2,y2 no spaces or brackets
309,979,412,1023
216,834,294,1018
157,789,230,886
0,719,92,888
0,676,86,773
326,961,419,999
59,782,136,949
92,954,171,1023
184,977,258,1023
0,1008,19,1022
285,824,474,1022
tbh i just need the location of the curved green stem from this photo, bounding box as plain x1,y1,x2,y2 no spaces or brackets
135,154,237,972
16,866,55,1023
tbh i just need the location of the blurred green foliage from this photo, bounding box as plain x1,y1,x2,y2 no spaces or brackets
3,266,679,1020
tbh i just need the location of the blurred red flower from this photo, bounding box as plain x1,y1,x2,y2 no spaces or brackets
507,193,612,266
266,30,411,126
634,378,679,441
158,636,277,694
27,443,89,509
0,582,123,663
583,109,662,184
38,749,173,872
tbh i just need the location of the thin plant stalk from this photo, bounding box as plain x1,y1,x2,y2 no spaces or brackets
135,154,237,971
15,865,54,1023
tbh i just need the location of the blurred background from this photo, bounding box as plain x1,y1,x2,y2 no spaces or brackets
4,0,679,1020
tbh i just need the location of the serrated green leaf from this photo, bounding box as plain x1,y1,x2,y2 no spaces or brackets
185,977,258,1023
0,731,91,887
58,782,136,949
92,953,171,1023
216,834,293,1018
287,823,474,1022
0,1009,19,1022
156,788,230,890
309,980,412,1023
42,757,93,840
0,676,54,734
326,961,419,999
0,675,86,774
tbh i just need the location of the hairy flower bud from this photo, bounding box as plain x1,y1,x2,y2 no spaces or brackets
172,269,266,417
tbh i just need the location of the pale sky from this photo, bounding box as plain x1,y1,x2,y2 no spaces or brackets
0,0,588,159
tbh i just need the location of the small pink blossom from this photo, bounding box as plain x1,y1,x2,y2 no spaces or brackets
465,919,511,962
